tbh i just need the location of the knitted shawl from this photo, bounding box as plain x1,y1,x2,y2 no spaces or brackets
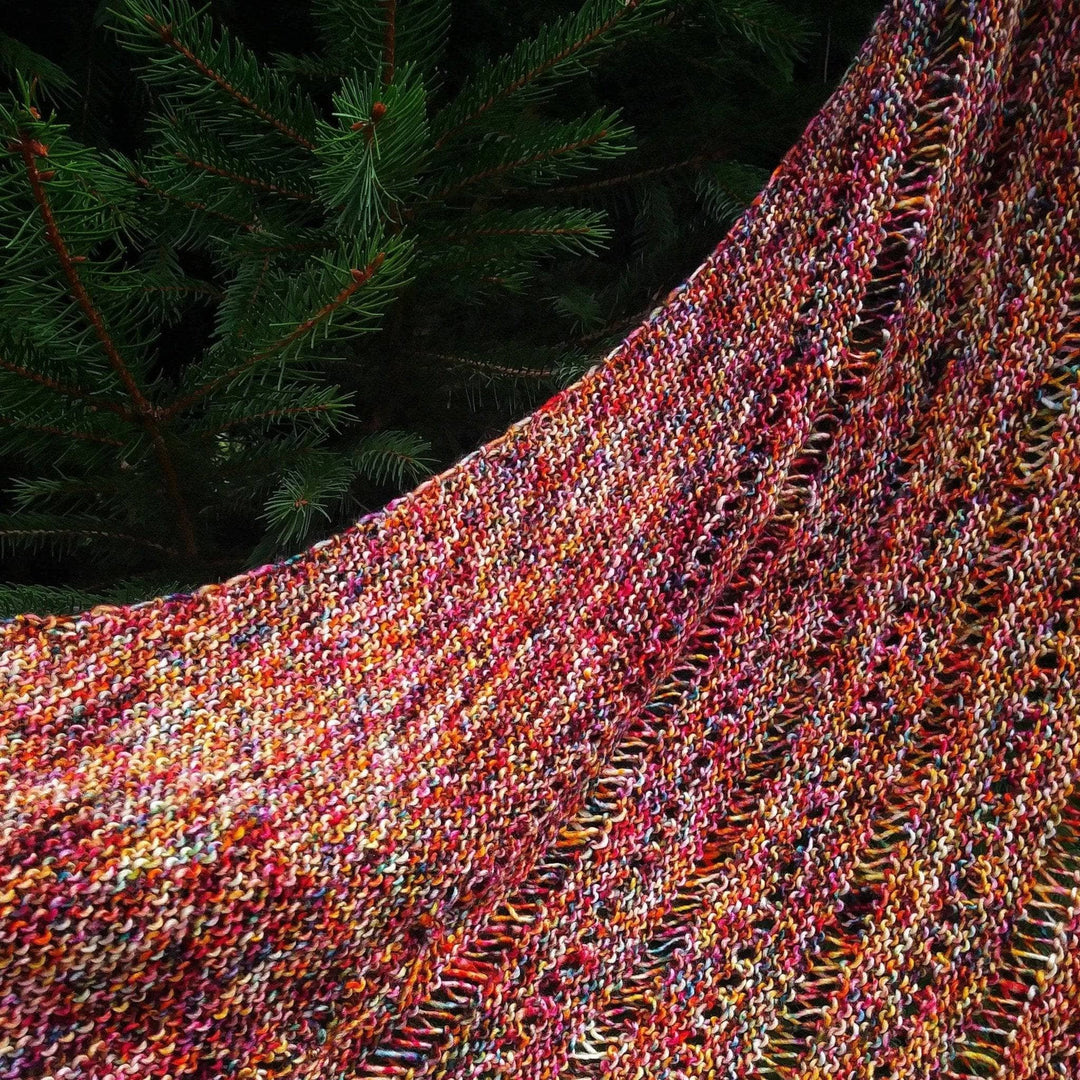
4,0,1080,1076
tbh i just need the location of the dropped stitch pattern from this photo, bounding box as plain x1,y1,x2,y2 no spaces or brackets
4,0,1080,1077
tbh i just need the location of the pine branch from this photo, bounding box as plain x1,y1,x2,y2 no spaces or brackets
234,250,271,341
315,67,429,236
214,401,341,433
418,207,612,278
193,379,353,437
130,168,259,231
258,451,357,548
0,512,178,557
271,51,347,81
142,14,315,150
0,34,76,105
254,251,385,350
550,285,605,336
436,131,610,197
15,132,151,413
348,429,434,488
172,151,315,201
706,0,813,78
8,473,126,512
418,350,556,379
432,0,667,150
139,281,226,299
0,414,126,446
166,251,388,416
429,115,630,201
437,225,595,243
0,354,131,419
435,343,565,413
13,129,199,557
529,148,731,196
259,241,336,254
0,577,192,620
693,160,770,224
552,347,595,388
310,0,449,87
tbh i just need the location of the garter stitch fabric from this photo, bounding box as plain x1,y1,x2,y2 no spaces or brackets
4,0,1080,1077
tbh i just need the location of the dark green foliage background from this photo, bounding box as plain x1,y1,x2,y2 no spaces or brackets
0,0,881,616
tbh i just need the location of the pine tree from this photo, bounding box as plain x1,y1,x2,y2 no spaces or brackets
0,0,882,617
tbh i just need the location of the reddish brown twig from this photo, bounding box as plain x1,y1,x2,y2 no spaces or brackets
18,136,150,413
381,0,397,87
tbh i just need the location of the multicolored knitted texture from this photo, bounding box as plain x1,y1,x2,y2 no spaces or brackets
4,0,1080,1076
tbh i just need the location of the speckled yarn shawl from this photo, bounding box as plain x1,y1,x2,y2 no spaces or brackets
5,1,1080,1077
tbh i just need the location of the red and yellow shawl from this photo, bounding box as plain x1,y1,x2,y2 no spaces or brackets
3,1,1080,1076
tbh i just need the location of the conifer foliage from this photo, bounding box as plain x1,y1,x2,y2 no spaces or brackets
0,0,876,616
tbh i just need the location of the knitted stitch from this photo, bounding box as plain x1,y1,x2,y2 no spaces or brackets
3,0,1080,1076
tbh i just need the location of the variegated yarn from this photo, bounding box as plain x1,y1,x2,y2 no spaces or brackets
3,0,1080,1076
